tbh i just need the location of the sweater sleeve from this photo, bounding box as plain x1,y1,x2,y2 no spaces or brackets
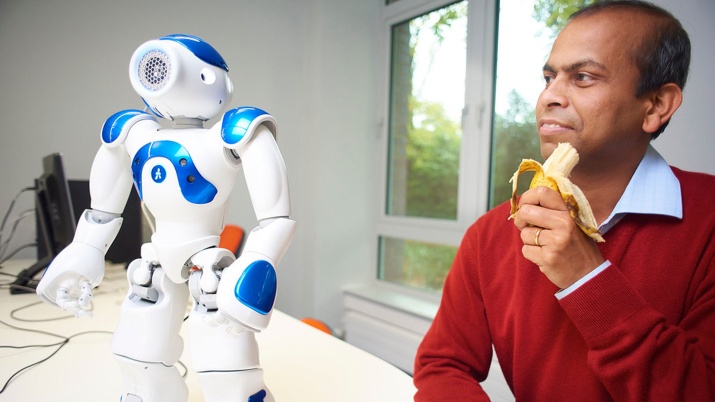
413,230,494,401
559,260,715,401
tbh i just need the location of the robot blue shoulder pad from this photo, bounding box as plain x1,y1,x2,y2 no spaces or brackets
159,34,229,72
101,109,156,145
221,107,277,148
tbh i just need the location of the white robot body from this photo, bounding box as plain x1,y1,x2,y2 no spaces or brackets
36,34,294,402
121,121,241,282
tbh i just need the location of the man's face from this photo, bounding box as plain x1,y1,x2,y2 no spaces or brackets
536,10,652,174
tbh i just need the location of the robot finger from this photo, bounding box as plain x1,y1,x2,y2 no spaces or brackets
56,286,92,318
203,310,230,328
215,311,250,337
78,281,94,310
225,323,247,338
56,287,77,311
203,311,247,337
56,296,81,315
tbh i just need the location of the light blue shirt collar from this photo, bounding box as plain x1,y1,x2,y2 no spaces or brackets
599,145,682,234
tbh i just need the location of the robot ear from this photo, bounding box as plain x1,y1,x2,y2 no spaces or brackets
136,48,173,92
129,40,181,98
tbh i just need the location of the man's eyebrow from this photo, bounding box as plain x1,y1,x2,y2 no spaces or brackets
543,59,607,73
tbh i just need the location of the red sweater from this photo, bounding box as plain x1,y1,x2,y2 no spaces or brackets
414,168,715,401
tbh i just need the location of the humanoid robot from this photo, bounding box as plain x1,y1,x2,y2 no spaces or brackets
36,34,295,402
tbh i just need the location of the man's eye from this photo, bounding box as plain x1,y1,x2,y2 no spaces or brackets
576,73,592,81
543,75,554,85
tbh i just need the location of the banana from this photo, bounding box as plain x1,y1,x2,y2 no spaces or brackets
509,142,605,242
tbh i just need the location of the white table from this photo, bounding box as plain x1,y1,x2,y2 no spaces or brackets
0,260,416,401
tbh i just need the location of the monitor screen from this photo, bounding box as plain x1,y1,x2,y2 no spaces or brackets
10,153,76,294
37,153,77,256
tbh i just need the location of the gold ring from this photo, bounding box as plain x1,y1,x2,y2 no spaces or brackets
534,228,543,247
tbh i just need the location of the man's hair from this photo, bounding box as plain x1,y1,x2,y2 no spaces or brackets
570,0,691,138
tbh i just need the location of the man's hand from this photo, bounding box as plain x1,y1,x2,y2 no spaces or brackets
512,186,605,289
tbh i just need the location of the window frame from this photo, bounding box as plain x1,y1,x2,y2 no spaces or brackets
374,0,498,293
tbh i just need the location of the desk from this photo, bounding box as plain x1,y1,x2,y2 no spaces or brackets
0,260,416,401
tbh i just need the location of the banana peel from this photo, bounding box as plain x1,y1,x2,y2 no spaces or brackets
509,142,604,242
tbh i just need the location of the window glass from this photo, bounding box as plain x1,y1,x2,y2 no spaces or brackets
386,1,467,220
379,236,458,292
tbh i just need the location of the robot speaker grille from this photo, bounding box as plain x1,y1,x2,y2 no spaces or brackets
138,50,172,91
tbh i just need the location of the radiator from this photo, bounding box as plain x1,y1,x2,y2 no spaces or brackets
342,285,433,374
342,286,515,401
343,309,424,373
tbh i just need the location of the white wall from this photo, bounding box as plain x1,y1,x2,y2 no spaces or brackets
651,0,715,173
0,0,381,326
0,0,712,330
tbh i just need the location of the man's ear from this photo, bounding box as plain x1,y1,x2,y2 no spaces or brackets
642,83,683,134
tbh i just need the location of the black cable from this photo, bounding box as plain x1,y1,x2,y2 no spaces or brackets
177,359,188,378
0,271,17,282
0,339,68,394
0,187,35,238
0,242,38,266
0,188,35,260
0,209,36,263
10,300,74,322
0,318,113,394
0,281,190,394
0,273,42,296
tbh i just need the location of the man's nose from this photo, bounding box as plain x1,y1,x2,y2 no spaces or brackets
538,77,569,108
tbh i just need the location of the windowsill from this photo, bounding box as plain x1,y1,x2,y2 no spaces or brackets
342,282,440,322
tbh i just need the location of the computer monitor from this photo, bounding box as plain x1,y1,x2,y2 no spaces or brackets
10,153,76,294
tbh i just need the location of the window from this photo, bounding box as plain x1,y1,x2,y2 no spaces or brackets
377,0,565,293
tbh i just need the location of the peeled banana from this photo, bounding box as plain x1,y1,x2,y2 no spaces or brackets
509,142,605,242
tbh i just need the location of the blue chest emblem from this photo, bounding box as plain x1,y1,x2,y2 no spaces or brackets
132,141,218,204
152,165,167,183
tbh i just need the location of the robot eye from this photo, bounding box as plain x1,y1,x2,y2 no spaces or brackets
138,50,172,91
200,68,216,85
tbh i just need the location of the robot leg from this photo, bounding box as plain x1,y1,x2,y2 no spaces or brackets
115,355,188,402
188,313,273,402
188,263,274,402
111,256,190,402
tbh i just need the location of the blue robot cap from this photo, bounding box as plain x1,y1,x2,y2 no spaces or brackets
159,34,229,72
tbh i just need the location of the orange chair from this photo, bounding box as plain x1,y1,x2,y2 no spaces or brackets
300,317,334,336
219,224,246,257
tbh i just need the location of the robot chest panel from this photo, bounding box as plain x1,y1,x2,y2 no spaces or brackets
128,131,238,210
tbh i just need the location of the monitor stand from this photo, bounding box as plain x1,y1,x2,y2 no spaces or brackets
11,180,54,295
9,256,52,294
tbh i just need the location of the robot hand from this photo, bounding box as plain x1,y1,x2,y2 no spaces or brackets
211,251,276,337
211,218,296,336
36,209,122,318
36,242,105,317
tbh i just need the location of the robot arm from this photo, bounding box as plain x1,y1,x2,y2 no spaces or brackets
36,111,154,316
214,113,295,333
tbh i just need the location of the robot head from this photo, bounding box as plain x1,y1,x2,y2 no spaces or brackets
129,34,233,121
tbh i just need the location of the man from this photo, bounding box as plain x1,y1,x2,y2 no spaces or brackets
413,1,715,400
